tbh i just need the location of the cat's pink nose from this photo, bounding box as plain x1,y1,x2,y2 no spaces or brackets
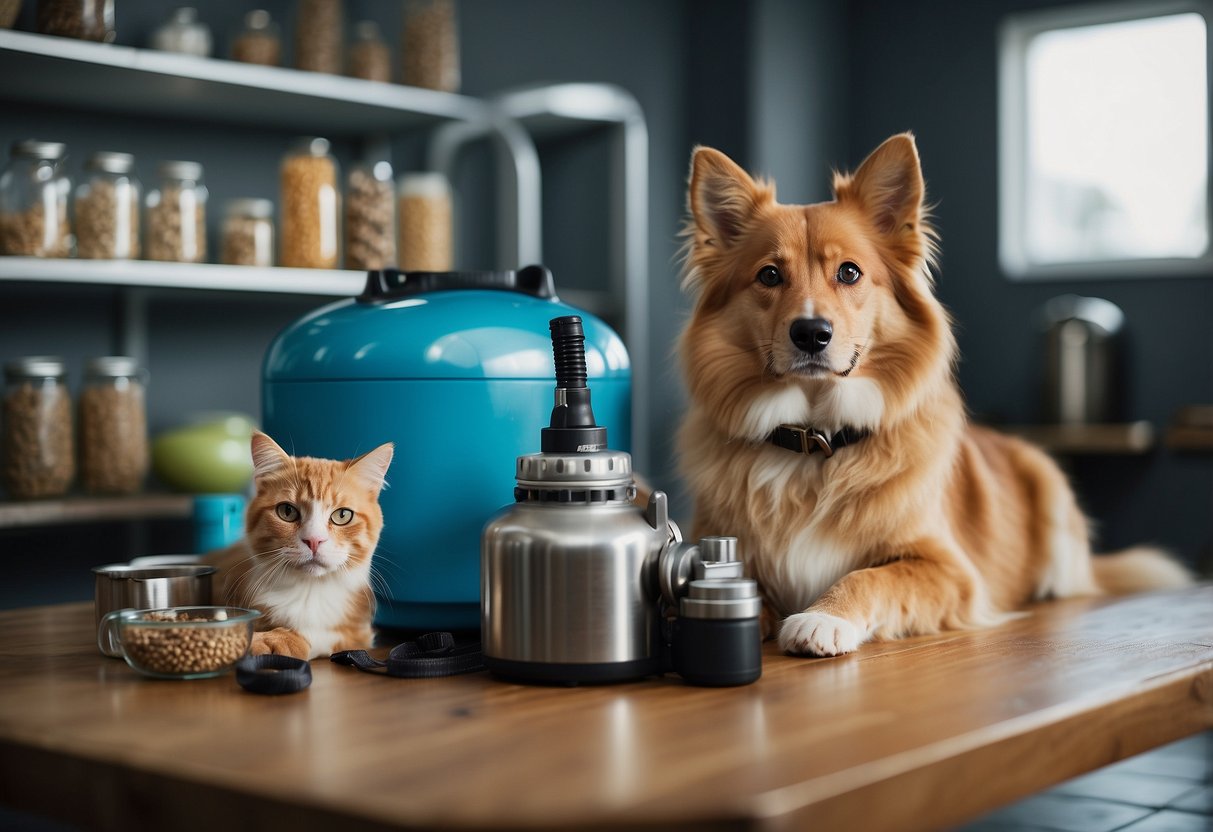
303,537,327,555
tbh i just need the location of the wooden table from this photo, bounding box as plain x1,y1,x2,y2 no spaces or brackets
0,589,1210,832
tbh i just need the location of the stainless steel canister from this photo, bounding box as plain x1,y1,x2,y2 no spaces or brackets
92,564,216,655
1041,295,1124,425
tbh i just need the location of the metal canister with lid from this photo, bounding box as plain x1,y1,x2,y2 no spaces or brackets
78,356,149,495
481,316,762,686
2,356,75,499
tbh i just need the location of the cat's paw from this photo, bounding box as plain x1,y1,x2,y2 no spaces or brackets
779,612,862,657
250,627,311,660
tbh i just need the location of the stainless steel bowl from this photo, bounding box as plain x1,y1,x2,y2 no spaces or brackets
93,563,216,655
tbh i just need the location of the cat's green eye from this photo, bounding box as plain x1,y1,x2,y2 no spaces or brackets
275,502,300,522
330,507,355,526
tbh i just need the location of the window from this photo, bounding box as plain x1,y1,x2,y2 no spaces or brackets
999,2,1211,278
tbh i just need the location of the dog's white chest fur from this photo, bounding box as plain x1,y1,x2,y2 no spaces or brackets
755,521,855,617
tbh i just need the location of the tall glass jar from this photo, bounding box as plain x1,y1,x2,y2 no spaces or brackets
36,0,115,42
2,356,74,500
348,20,390,82
295,0,343,75
150,7,213,58
79,356,148,495
75,151,141,260
145,160,207,263
0,140,72,258
231,9,280,66
281,137,339,269
401,0,458,92
345,160,395,271
397,171,452,271
222,198,275,267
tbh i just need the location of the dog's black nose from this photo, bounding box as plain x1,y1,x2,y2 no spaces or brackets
790,318,833,354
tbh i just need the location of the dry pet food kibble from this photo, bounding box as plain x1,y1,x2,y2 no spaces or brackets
345,163,395,270
123,611,251,676
397,172,452,271
76,179,140,260
0,203,71,257
281,138,339,269
146,186,207,262
36,0,115,41
79,358,148,495
2,364,75,500
348,20,391,82
295,0,343,74
401,0,459,91
231,9,281,66
221,199,274,266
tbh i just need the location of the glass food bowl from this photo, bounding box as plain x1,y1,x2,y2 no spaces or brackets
98,606,261,680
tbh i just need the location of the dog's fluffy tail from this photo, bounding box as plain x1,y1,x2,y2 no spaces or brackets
1092,547,1195,594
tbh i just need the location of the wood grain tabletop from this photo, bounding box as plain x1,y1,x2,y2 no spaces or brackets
0,588,1209,832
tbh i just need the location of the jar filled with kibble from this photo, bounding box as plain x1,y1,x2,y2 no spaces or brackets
2,356,74,500
397,171,452,271
78,356,148,495
295,0,343,75
145,160,208,263
222,198,274,267
0,140,72,258
281,137,339,269
0,0,23,29
230,9,280,66
400,0,458,92
98,607,261,679
36,0,114,42
345,160,394,271
75,151,141,260
348,20,390,83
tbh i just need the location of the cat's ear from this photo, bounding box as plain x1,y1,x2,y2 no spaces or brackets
348,443,394,494
251,431,290,480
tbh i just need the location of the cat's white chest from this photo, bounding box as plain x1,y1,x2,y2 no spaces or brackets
254,566,364,654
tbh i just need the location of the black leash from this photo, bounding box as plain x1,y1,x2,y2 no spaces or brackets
236,653,313,695
331,632,486,678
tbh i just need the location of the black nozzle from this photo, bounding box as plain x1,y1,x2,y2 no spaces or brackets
542,316,608,454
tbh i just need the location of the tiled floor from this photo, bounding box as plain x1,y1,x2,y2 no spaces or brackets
957,731,1213,832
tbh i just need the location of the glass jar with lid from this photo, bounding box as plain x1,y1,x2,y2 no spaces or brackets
231,9,281,66
79,356,149,495
401,0,459,92
348,20,390,83
0,140,72,258
150,7,213,57
281,137,339,269
75,151,141,260
145,160,208,263
345,160,395,270
36,0,115,42
397,171,452,271
222,198,275,267
295,0,343,75
2,356,75,500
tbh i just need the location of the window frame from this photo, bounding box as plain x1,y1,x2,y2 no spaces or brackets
998,0,1213,280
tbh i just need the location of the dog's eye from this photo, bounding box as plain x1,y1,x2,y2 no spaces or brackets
756,266,783,287
836,261,863,285
330,507,354,526
275,502,300,522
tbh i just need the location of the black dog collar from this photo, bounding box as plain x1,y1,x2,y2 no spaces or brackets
769,424,869,457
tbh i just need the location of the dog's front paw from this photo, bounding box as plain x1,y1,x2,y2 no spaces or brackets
779,612,862,657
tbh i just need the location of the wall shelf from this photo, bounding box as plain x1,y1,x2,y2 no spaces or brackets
0,494,193,530
0,29,487,134
1003,421,1155,455
0,257,365,296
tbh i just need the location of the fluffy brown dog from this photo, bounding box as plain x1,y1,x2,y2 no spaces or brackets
677,134,1190,657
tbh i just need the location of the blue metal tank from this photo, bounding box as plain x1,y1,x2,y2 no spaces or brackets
262,267,631,630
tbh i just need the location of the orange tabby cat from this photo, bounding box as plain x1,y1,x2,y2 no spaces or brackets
203,431,394,660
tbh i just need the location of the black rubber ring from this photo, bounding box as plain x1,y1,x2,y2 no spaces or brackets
236,654,312,695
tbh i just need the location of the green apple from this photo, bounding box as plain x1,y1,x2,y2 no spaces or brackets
152,413,256,494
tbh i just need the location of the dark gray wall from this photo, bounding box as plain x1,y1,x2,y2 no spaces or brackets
845,0,1213,568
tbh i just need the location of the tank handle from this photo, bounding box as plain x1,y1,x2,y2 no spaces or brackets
357,265,557,303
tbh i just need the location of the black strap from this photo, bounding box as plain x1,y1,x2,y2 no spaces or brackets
331,632,486,679
236,654,313,695
769,424,869,457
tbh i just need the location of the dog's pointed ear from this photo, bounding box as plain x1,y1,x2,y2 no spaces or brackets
834,133,924,236
689,147,769,246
